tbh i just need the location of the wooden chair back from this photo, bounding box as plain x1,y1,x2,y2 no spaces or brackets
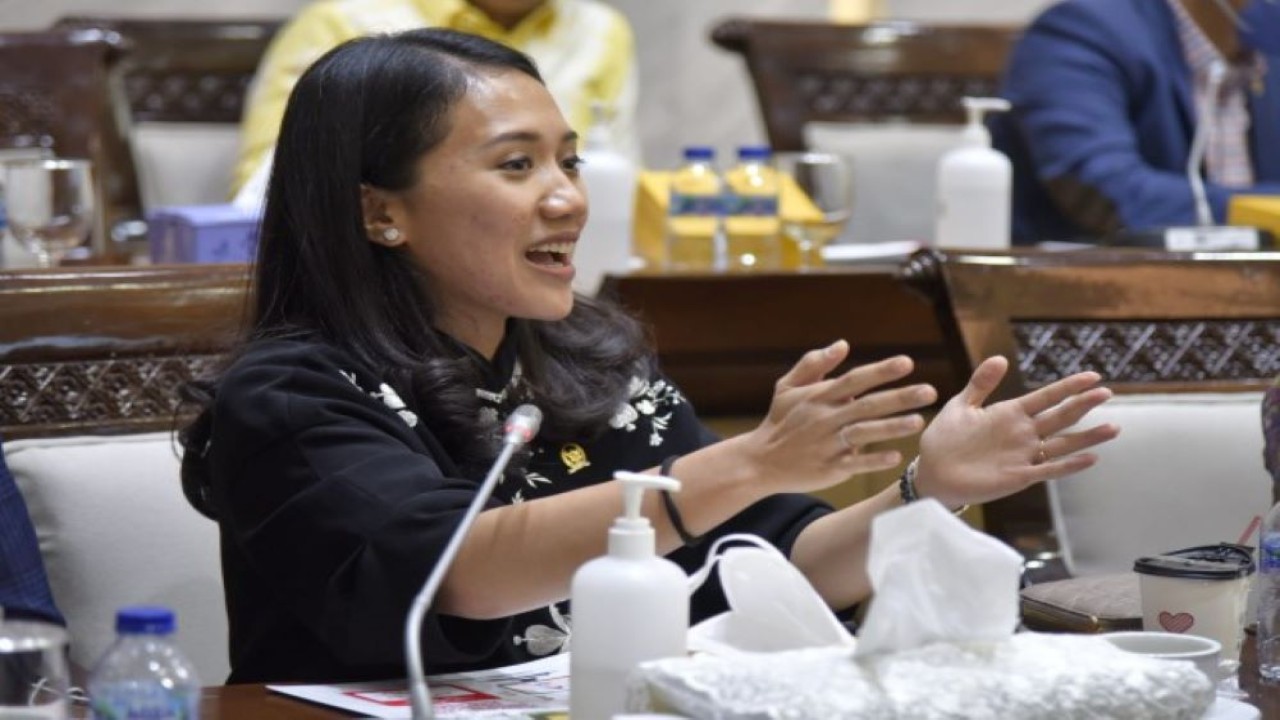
0,265,249,441
903,248,1280,565
710,18,1019,151
52,17,282,124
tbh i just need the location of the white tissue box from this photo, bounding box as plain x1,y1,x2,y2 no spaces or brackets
632,634,1214,719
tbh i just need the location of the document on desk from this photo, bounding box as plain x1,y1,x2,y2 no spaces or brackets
267,653,569,718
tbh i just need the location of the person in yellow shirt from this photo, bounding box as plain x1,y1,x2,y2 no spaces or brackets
232,0,637,200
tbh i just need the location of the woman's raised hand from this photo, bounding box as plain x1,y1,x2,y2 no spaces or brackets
913,355,1120,508
741,339,938,495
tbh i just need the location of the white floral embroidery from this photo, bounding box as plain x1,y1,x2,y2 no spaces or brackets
372,382,419,428
524,471,553,489
339,371,419,428
475,361,524,404
478,406,500,427
513,603,571,656
608,402,639,430
609,375,686,447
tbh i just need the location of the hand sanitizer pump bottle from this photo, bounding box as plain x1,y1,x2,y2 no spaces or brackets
575,102,637,296
570,471,689,720
935,97,1013,250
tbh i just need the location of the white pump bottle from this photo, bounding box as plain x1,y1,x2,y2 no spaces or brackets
934,97,1013,250
574,102,637,296
569,471,689,720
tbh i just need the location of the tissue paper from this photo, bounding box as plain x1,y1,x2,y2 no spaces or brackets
857,499,1024,657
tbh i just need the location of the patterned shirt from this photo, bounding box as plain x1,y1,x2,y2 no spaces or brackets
0,439,64,625
1166,0,1267,188
232,0,638,195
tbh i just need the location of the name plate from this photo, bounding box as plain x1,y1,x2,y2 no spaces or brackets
1163,226,1261,251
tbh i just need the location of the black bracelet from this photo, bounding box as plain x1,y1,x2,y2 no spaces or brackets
658,455,704,547
899,457,970,516
898,457,920,505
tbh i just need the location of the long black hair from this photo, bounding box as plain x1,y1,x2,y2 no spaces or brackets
181,29,649,503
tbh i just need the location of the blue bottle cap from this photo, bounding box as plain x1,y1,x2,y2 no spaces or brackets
116,606,176,635
682,146,715,161
737,145,772,161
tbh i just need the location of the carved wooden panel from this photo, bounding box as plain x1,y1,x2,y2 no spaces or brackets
797,71,999,122
52,17,281,124
0,354,224,438
1014,319,1280,386
126,72,254,124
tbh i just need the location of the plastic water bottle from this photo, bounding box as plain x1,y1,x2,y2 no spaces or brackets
1258,503,1280,680
89,606,201,719
722,145,781,271
665,146,722,271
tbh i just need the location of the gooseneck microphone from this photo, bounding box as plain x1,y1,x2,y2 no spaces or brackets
405,404,543,720
1163,60,1260,250
1187,60,1227,228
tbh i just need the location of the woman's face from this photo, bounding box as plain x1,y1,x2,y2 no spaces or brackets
386,69,586,356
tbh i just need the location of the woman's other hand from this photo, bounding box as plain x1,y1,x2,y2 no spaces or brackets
914,355,1120,508
740,339,938,495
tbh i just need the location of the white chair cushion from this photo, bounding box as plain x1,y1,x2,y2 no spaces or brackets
1048,392,1271,577
131,122,242,210
4,432,228,682
804,122,965,245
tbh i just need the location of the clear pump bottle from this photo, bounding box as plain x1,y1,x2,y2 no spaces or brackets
934,97,1012,250
570,472,689,720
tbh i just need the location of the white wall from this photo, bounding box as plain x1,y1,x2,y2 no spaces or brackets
0,0,1049,168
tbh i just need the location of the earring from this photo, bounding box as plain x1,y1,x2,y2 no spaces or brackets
382,227,401,243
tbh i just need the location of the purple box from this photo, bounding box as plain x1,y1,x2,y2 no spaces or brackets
147,204,260,264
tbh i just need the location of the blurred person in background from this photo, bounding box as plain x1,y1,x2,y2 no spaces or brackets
231,0,638,205
992,0,1280,244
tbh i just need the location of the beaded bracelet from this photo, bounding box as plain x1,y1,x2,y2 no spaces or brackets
658,455,704,547
898,457,970,516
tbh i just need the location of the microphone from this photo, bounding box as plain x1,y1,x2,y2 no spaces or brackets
1165,60,1261,251
404,404,543,720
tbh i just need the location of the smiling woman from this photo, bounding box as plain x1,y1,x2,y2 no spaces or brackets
177,28,1119,687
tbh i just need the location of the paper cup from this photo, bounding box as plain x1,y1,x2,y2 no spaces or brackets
1133,543,1254,662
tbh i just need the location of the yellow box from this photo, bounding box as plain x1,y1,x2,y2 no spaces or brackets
1228,195,1280,244
631,171,824,269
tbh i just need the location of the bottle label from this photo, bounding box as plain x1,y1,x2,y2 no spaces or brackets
90,685,199,720
1261,533,1280,572
723,193,779,217
669,192,721,217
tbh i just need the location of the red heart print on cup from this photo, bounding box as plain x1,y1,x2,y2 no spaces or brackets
1158,611,1195,633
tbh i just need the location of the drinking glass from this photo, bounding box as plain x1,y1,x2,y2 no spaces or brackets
0,620,70,719
4,159,94,268
774,152,853,270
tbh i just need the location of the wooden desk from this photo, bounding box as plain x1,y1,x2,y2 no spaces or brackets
180,632,1278,718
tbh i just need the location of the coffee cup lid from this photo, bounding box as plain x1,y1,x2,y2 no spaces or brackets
1133,543,1255,580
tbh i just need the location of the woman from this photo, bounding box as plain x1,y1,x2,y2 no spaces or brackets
181,28,1119,684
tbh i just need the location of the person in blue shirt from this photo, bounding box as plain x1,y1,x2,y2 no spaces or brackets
0,437,63,625
992,0,1280,244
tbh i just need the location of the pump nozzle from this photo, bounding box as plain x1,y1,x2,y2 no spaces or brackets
959,97,1012,148
614,471,680,522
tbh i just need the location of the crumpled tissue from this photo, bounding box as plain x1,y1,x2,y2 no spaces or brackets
629,500,1215,719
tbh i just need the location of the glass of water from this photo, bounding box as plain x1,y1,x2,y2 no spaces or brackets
0,619,70,719
4,158,95,268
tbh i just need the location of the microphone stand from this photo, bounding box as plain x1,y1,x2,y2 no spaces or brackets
404,405,541,720
1166,60,1261,251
